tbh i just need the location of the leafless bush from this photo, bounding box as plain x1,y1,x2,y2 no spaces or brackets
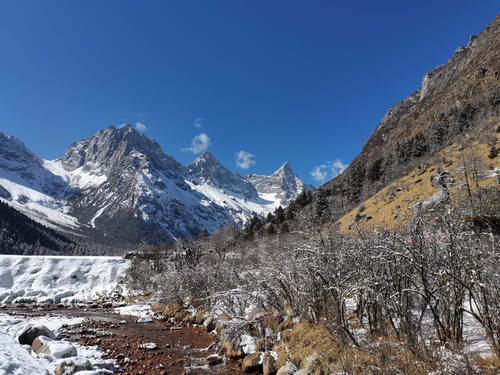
126,187,499,358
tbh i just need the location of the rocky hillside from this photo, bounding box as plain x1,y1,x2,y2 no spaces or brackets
280,13,500,230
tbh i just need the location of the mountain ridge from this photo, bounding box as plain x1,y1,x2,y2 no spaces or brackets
0,126,312,250
260,12,500,233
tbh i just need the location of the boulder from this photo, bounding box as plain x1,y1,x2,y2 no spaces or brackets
242,352,263,373
263,351,276,375
294,354,327,375
54,357,92,375
17,324,55,345
32,336,77,359
203,315,216,332
277,362,298,375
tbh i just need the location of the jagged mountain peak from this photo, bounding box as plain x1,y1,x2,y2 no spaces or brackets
1,125,311,247
189,151,221,169
273,161,292,175
188,151,258,199
272,161,298,182
0,132,42,169
60,125,183,176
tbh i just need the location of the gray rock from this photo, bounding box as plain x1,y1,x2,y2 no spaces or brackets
276,362,298,375
242,352,263,373
203,316,216,332
17,324,55,345
54,357,92,375
32,336,77,359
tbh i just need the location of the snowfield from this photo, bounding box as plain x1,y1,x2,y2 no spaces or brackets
0,314,110,375
0,255,129,305
0,255,130,375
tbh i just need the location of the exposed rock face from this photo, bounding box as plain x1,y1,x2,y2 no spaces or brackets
188,151,258,199
293,13,500,226
248,162,314,207
61,125,185,178
0,133,69,197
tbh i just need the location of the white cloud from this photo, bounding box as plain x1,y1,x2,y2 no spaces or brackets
182,133,211,154
194,118,203,129
331,159,348,177
311,165,328,183
236,150,256,169
310,159,348,184
135,122,147,133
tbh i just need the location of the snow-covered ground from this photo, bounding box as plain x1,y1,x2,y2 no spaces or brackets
0,255,129,305
0,255,131,374
0,313,112,375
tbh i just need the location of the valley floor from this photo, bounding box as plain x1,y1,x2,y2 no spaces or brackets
0,307,245,375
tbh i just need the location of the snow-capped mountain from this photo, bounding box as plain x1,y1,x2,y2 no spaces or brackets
248,162,315,207
0,126,312,247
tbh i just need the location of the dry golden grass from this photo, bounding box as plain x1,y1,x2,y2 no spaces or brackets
150,302,167,314
150,301,183,318
270,319,500,374
272,320,441,374
335,127,500,234
474,355,500,374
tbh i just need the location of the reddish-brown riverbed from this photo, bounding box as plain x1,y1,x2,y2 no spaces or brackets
2,306,246,375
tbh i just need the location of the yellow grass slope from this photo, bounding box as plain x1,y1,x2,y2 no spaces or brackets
336,122,500,233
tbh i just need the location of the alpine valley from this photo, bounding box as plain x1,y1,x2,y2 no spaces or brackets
0,125,313,250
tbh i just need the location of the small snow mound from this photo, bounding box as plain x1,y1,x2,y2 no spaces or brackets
139,342,157,350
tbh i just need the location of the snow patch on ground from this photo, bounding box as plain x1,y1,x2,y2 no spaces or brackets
0,333,52,375
0,255,129,305
0,313,111,375
115,303,152,320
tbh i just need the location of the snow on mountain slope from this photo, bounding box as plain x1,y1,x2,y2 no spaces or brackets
188,151,258,199
43,159,107,190
0,178,80,231
0,255,129,304
0,127,312,246
185,180,275,225
0,133,70,198
248,162,314,208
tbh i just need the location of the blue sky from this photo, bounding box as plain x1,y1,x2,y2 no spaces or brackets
0,1,498,185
